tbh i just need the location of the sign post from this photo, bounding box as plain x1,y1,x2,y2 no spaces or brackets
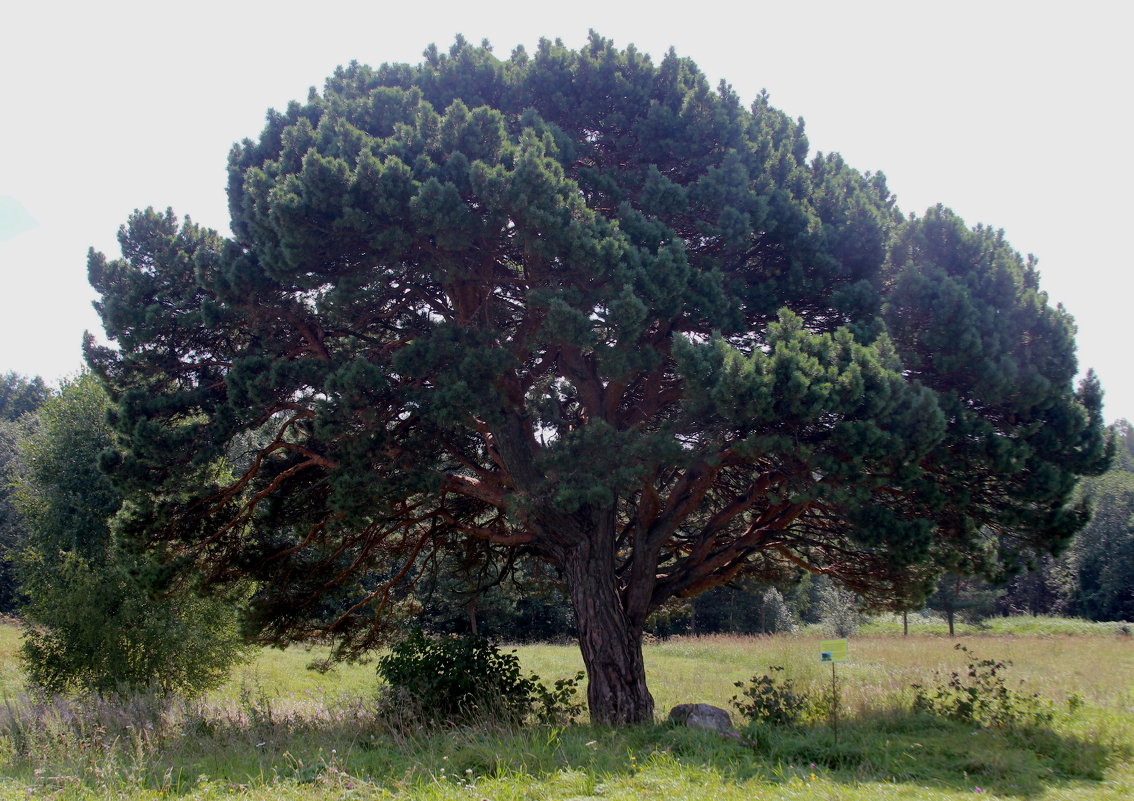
819,639,847,743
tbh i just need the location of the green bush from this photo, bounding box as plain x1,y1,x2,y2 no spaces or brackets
911,643,1054,728
376,630,582,725
730,666,818,725
19,553,245,696
13,374,246,696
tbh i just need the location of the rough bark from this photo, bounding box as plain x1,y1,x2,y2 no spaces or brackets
561,536,655,725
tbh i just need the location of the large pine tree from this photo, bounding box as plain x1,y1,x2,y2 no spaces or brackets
87,34,1109,723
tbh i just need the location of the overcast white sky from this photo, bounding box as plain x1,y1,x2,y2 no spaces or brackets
2,0,1131,420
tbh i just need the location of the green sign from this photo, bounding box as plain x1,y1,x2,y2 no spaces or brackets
819,638,848,663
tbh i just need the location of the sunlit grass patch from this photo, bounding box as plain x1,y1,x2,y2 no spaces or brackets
0,622,1130,799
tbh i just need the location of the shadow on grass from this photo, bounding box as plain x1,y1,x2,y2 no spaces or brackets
0,703,1125,798
350,710,1121,800
714,709,1124,798
187,713,1125,797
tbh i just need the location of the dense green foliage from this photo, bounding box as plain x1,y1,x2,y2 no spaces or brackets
85,34,1110,722
912,644,1054,728
1067,421,1134,620
12,374,245,695
0,373,48,423
0,372,50,614
730,665,816,725
945,421,1134,624
376,629,583,724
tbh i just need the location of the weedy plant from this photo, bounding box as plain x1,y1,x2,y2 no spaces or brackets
376,630,583,726
911,643,1054,728
731,666,819,725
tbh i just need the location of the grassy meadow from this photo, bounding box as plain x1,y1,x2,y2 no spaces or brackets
0,618,1130,800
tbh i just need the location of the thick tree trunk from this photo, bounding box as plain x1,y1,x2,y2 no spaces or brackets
488,412,654,724
562,539,655,725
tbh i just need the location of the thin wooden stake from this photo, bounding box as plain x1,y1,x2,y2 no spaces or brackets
831,660,839,744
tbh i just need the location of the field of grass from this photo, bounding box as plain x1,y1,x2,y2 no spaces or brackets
0,620,1130,799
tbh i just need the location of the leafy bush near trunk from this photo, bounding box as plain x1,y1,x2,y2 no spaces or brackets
377,630,582,725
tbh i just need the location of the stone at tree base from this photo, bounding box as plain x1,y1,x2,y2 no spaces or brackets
667,703,735,734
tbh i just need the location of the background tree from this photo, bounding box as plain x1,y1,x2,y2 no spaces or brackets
0,372,51,614
411,549,573,640
926,573,1003,635
1067,420,1134,621
86,35,1110,723
812,575,866,637
0,372,49,422
686,581,796,635
994,554,1076,617
12,373,245,695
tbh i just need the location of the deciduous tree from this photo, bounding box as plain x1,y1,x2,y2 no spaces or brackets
0,372,50,613
1069,420,1134,621
13,374,245,695
86,35,1109,723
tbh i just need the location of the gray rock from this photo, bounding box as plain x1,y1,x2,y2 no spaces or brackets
666,703,735,734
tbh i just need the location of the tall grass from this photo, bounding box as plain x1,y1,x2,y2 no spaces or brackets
0,621,1131,799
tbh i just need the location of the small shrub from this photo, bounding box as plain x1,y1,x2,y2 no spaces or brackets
376,630,582,725
530,670,587,724
911,643,1053,728
730,666,815,725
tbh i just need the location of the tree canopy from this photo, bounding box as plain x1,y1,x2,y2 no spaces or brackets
0,372,49,422
86,34,1109,723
